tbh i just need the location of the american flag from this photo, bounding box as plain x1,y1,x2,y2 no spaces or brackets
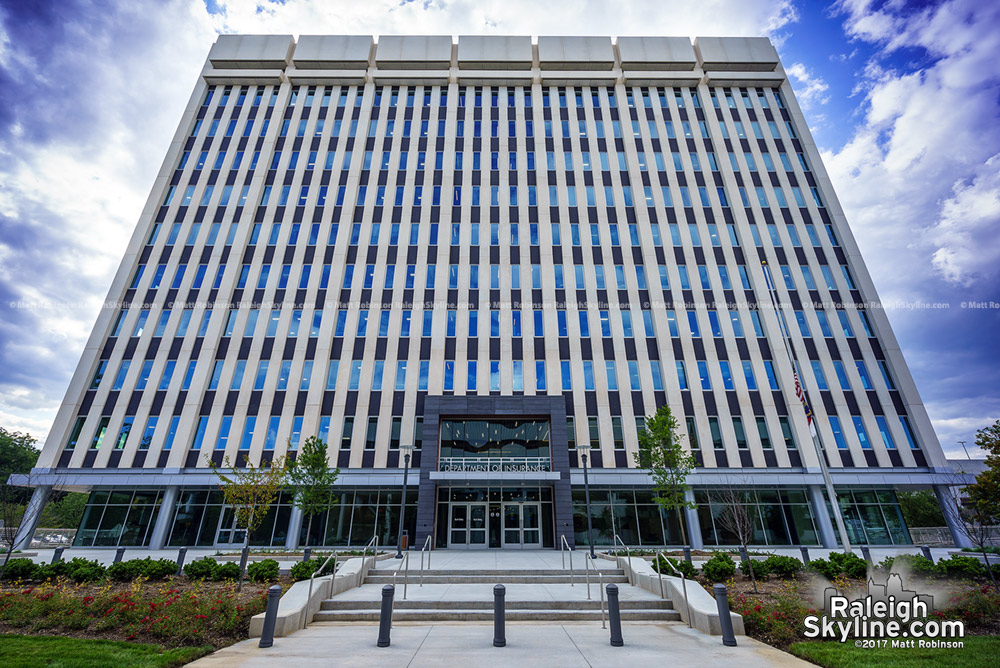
793,371,814,425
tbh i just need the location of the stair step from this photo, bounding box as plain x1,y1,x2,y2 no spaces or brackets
371,569,624,577
313,609,681,622
321,599,674,611
365,575,629,584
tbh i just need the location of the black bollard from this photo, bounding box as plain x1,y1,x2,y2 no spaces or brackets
860,545,872,564
713,584,738,647
683,546,693,567
114,547,126,564
606,584,624,647
493,584,506,647
303,547,312,563
258,584,282,648
377,585,395,647
239,546,250,578
799,546,810,566
176,547,187,576
51,547,64,564
921,545,934,563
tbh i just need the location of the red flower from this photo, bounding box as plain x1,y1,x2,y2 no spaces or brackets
194,614,209,619
754,605,762,612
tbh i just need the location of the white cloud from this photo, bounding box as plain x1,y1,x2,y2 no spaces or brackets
823,0,1000,296
785,62,830,108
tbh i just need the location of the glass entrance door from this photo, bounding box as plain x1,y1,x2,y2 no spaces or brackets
449,503,488,548
502,502,541,548
215,507,246,548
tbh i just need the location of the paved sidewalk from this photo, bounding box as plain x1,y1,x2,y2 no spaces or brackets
190,622,808,668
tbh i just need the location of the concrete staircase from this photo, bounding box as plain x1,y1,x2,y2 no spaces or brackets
313,567,680,623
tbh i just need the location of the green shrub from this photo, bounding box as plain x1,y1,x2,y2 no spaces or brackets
653,555,698,578
37,557,105,583
183,556,217,580
764,555,803,578
107,557,178,581
214,561,241,581
247,559,280,583
937,555,984,580
289,559,319,581
888,553,941,578
1,558,40,581
829,551,868,579
807,558,839,580
702,553,737,582
739,557,771,579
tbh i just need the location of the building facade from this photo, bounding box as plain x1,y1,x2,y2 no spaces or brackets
13,35,971,552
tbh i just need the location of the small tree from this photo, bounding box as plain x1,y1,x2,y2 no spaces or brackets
210,455,286,591
634,405,696,545
713,485,760,592
286,435,340,546
0,428,39,580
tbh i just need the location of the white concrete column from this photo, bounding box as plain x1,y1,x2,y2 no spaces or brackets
285,505,304,549
934,485,973,549
147,486,180,550
13,485,51,551
683,488,703,549
809,484,838,548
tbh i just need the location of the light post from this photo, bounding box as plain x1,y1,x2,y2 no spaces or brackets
581,450,596,559
396,443,415,559
958,440,971,459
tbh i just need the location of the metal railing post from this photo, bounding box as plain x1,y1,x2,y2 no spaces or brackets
607,584,623,646
176,547,187,576
493,584,506,647
258,584,282,648
377,585,394,647
713,584,738,647
657,551,692,628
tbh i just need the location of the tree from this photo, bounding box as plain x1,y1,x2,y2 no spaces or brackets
634,405,696,545
38,492,88,529
0,428,39,580
971,420,1000,508
946,421,1000,589
0,428,39,477
286,435,339,546
713,484,761,593
897,490,946,527
210,455,286,591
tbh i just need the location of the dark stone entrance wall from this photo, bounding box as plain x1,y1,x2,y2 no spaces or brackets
413,395,574,548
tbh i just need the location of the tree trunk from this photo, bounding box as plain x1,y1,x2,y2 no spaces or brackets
676,507,687,546
305,513,313,550
982,547,997,589
238,527,249,593
744,542,758,593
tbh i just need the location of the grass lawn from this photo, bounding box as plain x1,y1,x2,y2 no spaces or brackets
790,636,1000,668
0,635,212,668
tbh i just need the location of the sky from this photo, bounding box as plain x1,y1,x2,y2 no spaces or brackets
0,0,997,459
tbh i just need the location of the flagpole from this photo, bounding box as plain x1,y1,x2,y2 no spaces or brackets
761,260,852,553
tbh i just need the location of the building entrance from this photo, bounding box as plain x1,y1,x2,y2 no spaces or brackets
439,486,553,549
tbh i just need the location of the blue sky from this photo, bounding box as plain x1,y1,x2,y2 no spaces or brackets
0,0,997,458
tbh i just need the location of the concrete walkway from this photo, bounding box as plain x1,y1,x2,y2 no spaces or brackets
190,622,809,668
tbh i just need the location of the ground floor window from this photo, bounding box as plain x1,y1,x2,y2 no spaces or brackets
302,488,416,547
75,490,163,547
572,488,683,547
695,488,821,546
167,490,294,548
837,489,911,545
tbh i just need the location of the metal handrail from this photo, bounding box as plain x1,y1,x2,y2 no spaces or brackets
655,551,693,628
559,534,574,587
393,551,411,600
356,534,379,588
307,551,337,603
584,552,606,629
613,534,632,584
418,534,432,587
